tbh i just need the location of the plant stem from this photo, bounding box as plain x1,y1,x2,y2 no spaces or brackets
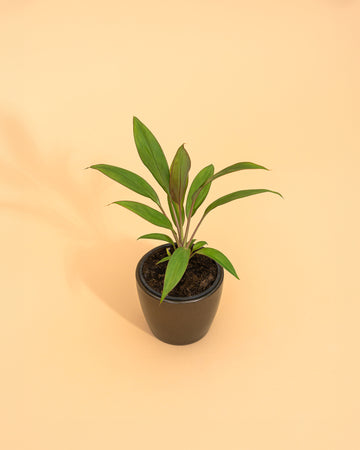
159,203,180,246
169,200,182,246
178,203,184,245
184,185,205,247
187,214,205,245
184,201,195,247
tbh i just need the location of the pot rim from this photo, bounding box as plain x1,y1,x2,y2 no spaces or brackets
136,244,224,304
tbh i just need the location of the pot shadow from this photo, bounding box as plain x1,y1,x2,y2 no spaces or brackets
66,237,150,334
0,110,149,334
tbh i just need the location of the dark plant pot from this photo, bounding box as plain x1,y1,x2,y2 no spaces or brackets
136,244,224,345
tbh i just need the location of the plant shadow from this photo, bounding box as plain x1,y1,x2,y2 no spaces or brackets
0,110,149,334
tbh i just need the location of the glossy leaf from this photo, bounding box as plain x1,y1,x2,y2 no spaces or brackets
89,164,160,205
137,233,174,245
113,201,173,229
186,164,214,217
161,247,191,303
169,144,191,206
156,256,170,265
211,162,269,181
133,117,170,193
204,189,283,216
196,247,239,279
192,241,207,251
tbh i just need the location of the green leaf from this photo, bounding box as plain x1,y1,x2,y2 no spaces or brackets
211,162,269,181
89,164,160,205
186,164,214,217
137,233,174,245
133,117,170,193
186,238,196,249
113,201,173,229
156,256,170,265
169,144,191,206
160,247,191,303
185,162,269,218
204,189,283,216
167,195,185,226
196,247,239,279
192,240,207,251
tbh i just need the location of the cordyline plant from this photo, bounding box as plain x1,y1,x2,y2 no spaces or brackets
89,117,282,303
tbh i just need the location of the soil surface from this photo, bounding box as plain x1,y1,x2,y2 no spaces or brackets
142,246,218,298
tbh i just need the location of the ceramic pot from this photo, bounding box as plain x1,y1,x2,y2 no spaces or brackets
136,244,224,345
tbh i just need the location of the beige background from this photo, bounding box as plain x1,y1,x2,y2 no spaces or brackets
1,1,359,449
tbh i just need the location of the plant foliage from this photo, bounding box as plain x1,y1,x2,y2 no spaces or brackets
89,117,283,302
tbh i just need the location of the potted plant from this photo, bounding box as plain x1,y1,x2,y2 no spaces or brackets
88,117,282,345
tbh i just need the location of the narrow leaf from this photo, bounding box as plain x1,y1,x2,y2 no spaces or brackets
137,233,174,245
186,164,214,217
133,117,170,193
204,189,283,216
161,247,191,303
113,201,173,229
89,164,160,205
196,247,239,279
156,256,170,265
169,144,191,205
192,240,207,251
212,162,269,181
187,238,197,254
